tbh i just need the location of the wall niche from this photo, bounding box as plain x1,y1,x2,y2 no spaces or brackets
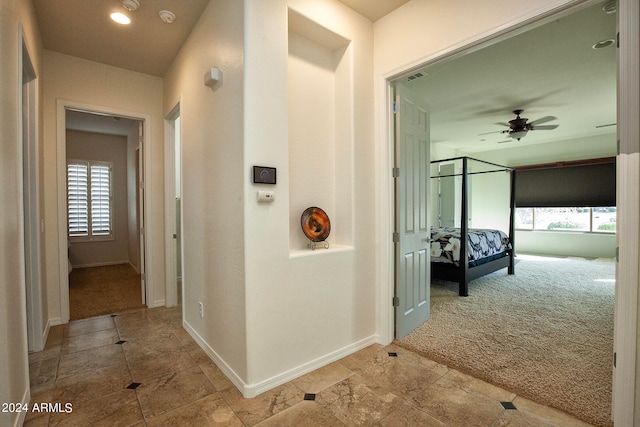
287,9,354,253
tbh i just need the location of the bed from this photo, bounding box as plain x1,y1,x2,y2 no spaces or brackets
430,157,515,296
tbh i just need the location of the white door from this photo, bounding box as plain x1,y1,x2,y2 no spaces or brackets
394,82,431,339
164,107,182,307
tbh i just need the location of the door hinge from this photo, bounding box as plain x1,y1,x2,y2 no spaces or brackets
141,273,146,281
614,352,617,368
393,296,399,307
393,232,399,243
393,101,397,114
392,167,400,178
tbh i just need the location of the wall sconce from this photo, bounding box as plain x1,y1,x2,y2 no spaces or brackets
204,67,222,88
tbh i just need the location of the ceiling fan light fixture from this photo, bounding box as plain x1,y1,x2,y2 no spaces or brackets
509,130,528,140
110,12,131,25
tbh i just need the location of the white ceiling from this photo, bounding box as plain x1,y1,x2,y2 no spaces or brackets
33,0,210,77
336,0,409,21
32,0,404,77
35,1,616,156
400,3,617,154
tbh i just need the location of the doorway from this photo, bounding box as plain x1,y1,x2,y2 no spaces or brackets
57,101,151,323
385,2,638,422
65,110,145,319
164,104,183,308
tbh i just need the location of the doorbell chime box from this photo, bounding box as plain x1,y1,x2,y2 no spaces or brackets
253,166,276,184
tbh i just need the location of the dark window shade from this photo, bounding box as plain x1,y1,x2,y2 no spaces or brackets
515,162,616,207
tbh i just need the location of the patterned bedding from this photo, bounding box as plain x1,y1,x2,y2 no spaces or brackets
430,227,511,266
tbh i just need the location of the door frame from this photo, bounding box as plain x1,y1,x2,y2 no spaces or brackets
20,25,44,352
56,99,153,323
164,102,182,308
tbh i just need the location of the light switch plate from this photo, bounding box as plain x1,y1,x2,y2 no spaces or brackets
257,191,274,202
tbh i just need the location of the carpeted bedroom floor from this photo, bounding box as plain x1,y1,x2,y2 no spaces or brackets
69,263,145,320
395,254,615,427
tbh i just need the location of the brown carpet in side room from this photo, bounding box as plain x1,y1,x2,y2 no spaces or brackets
69,263,145,320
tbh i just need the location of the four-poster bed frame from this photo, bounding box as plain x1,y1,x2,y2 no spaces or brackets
430,157,515,296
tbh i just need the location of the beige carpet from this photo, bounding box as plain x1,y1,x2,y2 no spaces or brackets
396,254,615,426
69,263,145,320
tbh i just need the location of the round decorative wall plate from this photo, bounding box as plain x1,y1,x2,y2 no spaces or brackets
300,207,331,242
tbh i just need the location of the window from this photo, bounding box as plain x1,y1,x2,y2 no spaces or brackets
516,207,616,233
67,160,113,240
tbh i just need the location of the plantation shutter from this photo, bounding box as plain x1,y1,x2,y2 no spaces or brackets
67,163,89,236
90,164,112,235
67,160,112,239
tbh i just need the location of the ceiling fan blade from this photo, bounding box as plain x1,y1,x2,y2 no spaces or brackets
495,122,511,127
478,130,503,136
530,124,558,130
529,116,557,126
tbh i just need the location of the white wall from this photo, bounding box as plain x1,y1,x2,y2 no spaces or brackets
0,0,43,424
243,0,376,392
164,0,376,396
472,133,617,167
163,0,248,384
42,51,165,321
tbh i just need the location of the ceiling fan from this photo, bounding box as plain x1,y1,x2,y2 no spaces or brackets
481,109,559,141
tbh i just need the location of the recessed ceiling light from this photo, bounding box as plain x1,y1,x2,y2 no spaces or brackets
110,12,131,25
602,1,617,14
592,39,615,49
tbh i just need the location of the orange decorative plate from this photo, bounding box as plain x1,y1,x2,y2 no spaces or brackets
300,207,331,242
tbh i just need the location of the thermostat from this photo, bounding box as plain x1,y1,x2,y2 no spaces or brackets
253,166,276,184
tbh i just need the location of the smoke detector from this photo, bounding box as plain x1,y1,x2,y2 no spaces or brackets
158,10,175,24
121,0,140,12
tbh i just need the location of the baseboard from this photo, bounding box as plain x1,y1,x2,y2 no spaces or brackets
70,260,130,269
40,319,52,351
244,335,378,397
129,261,140,274
11,387,30,427
148,299,165,308
182,320,246,394
182,319,378,398
48,317,64,327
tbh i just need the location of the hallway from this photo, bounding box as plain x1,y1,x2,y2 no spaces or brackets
25,306,590,426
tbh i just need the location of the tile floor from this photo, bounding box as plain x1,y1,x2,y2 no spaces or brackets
26,306,591,426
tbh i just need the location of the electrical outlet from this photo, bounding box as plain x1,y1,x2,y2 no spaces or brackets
199,302,204,318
